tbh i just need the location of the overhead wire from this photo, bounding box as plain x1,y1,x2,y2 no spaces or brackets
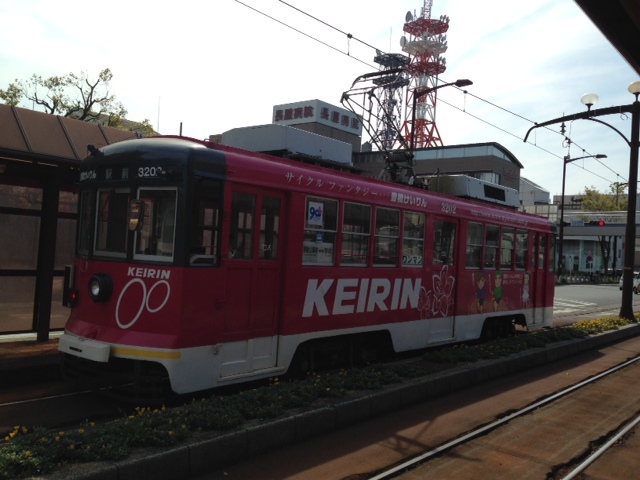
448,86,626,183
234,1,375,69
440,96,621,185
236,0,627,186
278,0,381,53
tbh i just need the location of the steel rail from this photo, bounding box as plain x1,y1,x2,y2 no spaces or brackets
370,354,640,480
562,412,640,480
0,388,94,409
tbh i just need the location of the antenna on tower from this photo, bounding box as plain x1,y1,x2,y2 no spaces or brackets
398,0,450,150
340,0,454,188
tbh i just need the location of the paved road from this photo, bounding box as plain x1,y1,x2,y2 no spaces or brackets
553,283,640,325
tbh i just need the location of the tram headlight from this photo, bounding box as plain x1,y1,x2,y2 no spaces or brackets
88,273,113,302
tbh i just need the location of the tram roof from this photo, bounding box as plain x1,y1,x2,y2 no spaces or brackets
84,136,228,179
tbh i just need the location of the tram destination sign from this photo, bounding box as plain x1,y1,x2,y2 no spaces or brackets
80,165,168,183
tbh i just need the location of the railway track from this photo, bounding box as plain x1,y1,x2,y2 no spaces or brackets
370,354,640,479
0,318,632,442
3,327,640,479
0,380,129,440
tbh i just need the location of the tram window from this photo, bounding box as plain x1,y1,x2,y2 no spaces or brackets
374,208,399,266
94,188,130,257
515,230,529,270
539,235,547,270
403,212,425,267
259,196,280,261
548,235,558,272
433,220,455,266
466,222,483,269
303,196,337,266
229,192,255,260
190,180,222,266
484,225,500,269
134,188,177,261
500,227,514,269
341,202,371,266
548,235,555,271
77,190,93,256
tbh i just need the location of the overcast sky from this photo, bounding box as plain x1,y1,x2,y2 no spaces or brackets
1,0,638,198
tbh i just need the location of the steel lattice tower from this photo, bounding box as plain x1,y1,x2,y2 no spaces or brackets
398,0,450,150
372,52,410,151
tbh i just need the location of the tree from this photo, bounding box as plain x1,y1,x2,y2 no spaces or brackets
0,83,23,106
581,184,628,211
581,184,628,275
0,68,154,136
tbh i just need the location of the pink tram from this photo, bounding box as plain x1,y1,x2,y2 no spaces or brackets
59,136,556,395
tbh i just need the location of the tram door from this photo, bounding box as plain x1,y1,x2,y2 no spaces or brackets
220,188,284,377
428,218,458,342
531,233,548,324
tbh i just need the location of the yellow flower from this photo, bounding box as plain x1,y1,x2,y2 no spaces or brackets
25,451,31,457
168,431,174,436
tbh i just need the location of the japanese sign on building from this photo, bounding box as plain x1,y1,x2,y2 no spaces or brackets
273,100,363,136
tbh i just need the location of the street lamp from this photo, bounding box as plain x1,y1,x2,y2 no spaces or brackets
558,154,607,275
409,79,473,152
621,81,640,320
524,80,640,320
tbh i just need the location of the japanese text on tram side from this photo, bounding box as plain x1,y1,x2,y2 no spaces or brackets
283,172,427,207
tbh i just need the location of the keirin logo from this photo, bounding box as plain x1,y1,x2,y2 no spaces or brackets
116,279,171,329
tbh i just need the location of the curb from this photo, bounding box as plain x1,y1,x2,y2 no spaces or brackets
34,323,640,480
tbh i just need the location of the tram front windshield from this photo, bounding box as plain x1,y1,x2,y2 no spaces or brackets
77,186,178,263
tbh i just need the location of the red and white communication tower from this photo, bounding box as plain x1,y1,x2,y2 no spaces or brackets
398,0,450,150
